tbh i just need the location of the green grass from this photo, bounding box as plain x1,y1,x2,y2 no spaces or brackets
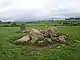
0,26,80,60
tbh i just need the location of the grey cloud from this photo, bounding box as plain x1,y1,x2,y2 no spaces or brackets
0,0,80,21
0,0,11,7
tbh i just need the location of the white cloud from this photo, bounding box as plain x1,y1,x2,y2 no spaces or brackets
0,0,80,21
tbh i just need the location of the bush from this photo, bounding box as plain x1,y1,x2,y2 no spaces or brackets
20,23,26,31
2,25,10,27
10,22,16,27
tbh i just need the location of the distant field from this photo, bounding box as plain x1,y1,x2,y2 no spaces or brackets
0,20,80,27
0,26,80,60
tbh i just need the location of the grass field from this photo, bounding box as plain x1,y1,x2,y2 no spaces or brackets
0,26,80,60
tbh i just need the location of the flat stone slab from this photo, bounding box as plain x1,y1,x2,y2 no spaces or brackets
15,35,30,42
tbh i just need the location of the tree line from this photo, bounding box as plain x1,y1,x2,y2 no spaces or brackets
65,17,80,20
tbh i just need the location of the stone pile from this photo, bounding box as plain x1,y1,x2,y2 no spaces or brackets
15,28,67,46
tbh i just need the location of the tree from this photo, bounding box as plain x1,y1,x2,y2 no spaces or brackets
0,20,2,23
0,20,1,22
7,21,11,24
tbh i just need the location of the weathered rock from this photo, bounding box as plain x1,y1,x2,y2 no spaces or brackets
44,38,53,43
15,35,30,43
40,30,48,37
40,28,58,38
38,40,44,44
36,40,45,46
51,37,59,42
57,46,60,49
22,28,31,33
29,29,44,43
58,35,66,43
47,28,58,37
30,29,42,34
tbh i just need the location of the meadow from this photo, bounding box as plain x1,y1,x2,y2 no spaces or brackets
0,20,80,60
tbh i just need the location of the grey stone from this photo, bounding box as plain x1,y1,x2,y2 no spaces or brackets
58,35,66,43
29,29,44,43
15,35,30,43
44,38,53,43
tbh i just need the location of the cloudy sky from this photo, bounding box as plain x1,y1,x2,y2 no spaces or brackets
0,0,80,21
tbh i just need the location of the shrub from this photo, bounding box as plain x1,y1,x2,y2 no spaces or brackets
10,22,16,27
20,23,26,31
2,24,10,27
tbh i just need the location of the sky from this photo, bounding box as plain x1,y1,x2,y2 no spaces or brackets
0,0,80,22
